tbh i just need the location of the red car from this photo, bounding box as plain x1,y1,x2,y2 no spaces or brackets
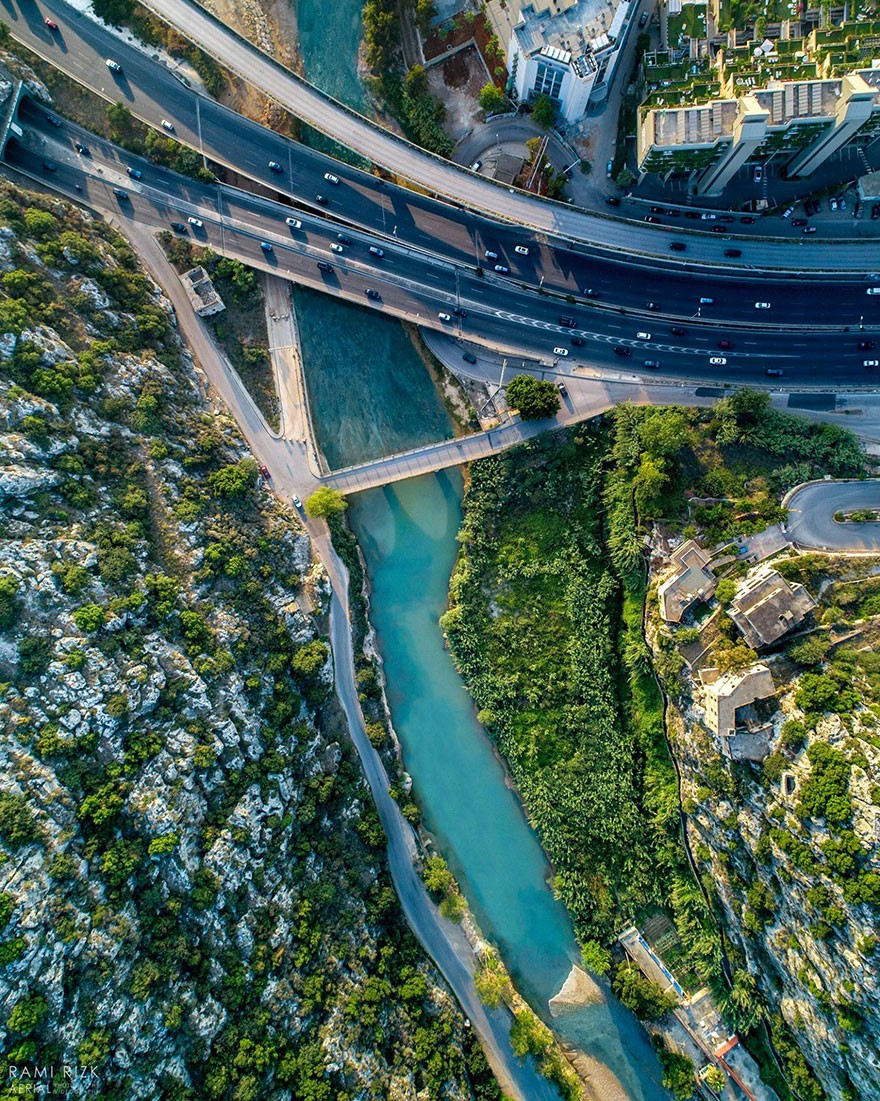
45,18,58,30
259,464,270,479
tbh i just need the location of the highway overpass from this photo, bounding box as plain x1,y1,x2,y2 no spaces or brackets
4,0,880,274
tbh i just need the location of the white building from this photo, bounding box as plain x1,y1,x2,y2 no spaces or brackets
487,0,633,123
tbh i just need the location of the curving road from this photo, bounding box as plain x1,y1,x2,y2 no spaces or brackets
785,480,880,553
6,0,880,271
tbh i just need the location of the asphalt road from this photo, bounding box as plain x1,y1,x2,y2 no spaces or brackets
6,0,880,274
10,114,880,388
785,480,880,552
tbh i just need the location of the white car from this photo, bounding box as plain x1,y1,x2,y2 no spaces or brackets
553,347,569,356
830,197,839,211
781,207,794,219
699,296,714,305
636,331,652,340
106,58,122,72
160,119,175,132
701,212,716,220
867,287,880,295
514,245,529,255
330,243,343,253
323,172,340,184
369,246,384,257
865,360,880,368
187,216,203,227
710,356,727,365
755,301,771,309
285,217,302,228
438,312,452,321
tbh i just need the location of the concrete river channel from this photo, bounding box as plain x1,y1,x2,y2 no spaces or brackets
296,284,667,1098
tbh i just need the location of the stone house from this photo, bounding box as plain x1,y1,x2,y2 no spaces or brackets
699,664,776,761
729,567,816,649
658,540,717,624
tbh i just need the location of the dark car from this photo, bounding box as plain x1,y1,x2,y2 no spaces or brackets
724,248,742,257
718,339,734,350
791,218,807,227
556,380,568,395
127,167,143,179
453,307,467,317
112,188,128,200
41,161,57,173
268,161,283,172
711,225,725,233
170,221,187,233
644,215,659,224
605,196,621,207
315,194,328,205
317,260,333,272
337,233,353,245
260,241,273,253
613,346,632,357
685,211,700,219
644,360,660,369
571,336,586,347
857,340,875,351
671,326,687,336
74,143,89,155
669,242,686,251
719,215,735,223
47,114,63,128
462,351,477,364
650,206,665,214
766,368,784,377
741,216,756,224
666,209,681,217
365,288,380,300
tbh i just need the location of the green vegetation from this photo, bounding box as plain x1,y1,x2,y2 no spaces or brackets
478,83,508,115
305,487,349,520
530,94,557,130
612,962,676,1019
505,375,560,420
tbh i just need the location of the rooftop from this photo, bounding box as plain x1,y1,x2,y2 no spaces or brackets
729,567,816,649
658,539,717,623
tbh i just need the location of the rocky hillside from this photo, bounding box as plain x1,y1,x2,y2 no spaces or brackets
0,182,498,1100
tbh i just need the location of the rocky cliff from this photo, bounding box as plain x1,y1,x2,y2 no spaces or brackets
0,182,497,1100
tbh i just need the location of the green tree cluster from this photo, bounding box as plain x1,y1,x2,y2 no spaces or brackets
505,374,560,420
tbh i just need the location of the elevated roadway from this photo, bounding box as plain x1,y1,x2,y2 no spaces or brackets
4,0,880,273
9,115,880,390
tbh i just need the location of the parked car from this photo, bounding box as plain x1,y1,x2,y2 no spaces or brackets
644,215,659,224
453,307,468,317
606,159,613,178
259,464,270,479
187,216,204,228
470,160,482,171
170,221,187,233
553,347,569,356
485,250,499,260
47,114,63,128
701,212,716,221
699,297,714,305
781,206,794,219
791,218,806,227
160,119,175,132
803,226,817,234
864,360,880,368
557,380,568,395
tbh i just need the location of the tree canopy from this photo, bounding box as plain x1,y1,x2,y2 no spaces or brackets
505,374,560,420
305,487,348,520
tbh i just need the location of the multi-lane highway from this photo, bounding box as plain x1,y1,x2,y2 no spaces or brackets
10,108,880,386
5,0,880,274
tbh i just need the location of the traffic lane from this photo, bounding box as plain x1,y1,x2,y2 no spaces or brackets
30,100,863,325
12,0,880,275
785,480,880,551
9,142,876,387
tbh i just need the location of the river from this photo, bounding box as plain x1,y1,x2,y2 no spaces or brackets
348,474,668,1101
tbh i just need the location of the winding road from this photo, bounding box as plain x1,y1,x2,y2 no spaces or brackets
785,480,880,553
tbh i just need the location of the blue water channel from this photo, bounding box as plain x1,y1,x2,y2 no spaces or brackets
348,474,668,1101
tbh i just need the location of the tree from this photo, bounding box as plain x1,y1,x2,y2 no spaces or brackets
612,963,677,1019
615,166,635,189
718,969,764,1032
305,487,348,520
704,1066,726,1094
531,94,556,129
478,83,507,115
505,374,560,420
581,940,612,975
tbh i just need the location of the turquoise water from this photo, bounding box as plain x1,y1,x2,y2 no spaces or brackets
349,474,668,1101
294,286,454,470
293,0,369,112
